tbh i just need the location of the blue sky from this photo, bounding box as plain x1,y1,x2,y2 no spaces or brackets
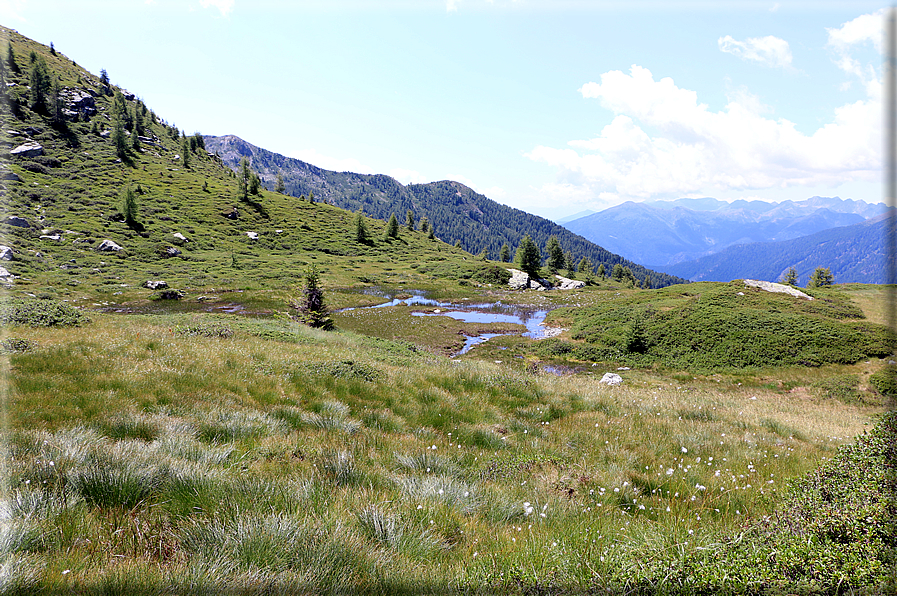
1,0,889,219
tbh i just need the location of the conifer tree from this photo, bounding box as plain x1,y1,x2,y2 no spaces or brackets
238,157,250,201
781,267,798,286
249,172,261,195
611,263,624,281
545,236,564,273
644,275,653,289
427,225,435,240
275,173,286,194
112,119,128,160
181,139,190,168
406,210,415,231
354,210,368,243
807,267,834,288
515,234,541,277
28,56,51,112
564,250,575,275
499,243,511,263
419,216,429,234
50,77,63,124
309,192,315,204
597,263,606,279
386,213,399,238
293,265,333,330
121,185,139,228
100,68,109,87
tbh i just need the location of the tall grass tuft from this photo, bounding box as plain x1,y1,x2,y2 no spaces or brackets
68,461,165,509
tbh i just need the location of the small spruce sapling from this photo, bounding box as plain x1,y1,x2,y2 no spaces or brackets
292,265,333,330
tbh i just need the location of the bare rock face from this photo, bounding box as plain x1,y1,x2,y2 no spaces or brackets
97,239,123,252
10,141,44,158
144,280,168,290
60,87,97,119
507,268,530,290
599,372,623,386
0,266,12,279
743,279,813,300
0,246,12,260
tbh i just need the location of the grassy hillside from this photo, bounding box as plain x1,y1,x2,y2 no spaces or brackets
536,281,893,372
204,135,687,288
0,27,507,307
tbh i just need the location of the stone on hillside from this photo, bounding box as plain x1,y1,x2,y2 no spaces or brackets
1,170,20,182
60,87,97,119
554,275,585,290
172,232,188,244
0,266,11,278
507,268,530,290
5,216,31,228
599,373,623,386
743,279,813,301
144,280,168,290
246,231,259,240
165,247,181,257
97,239,123,252
39,234,61,241
100,130,111,138
223,207,239,220
0,246,12,260
10,141,44,158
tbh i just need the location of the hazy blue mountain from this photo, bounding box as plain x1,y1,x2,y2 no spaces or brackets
562,198,882,267
554,209,597,224
654,211,894,284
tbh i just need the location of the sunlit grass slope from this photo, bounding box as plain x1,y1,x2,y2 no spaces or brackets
2,306,892,594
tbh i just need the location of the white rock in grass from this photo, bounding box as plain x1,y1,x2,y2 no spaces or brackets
0,245,13,260
599,373,623,386
144,280,168,290
97,239,123,252
246,231,259,240
0,266,12,278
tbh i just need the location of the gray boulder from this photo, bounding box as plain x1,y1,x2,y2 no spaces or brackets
39,234,62,242
599,373,623,386
246,231,259,240
554,275,585,290
144,280,168,290
507,268,530,290
172,232,188,244
166,247,181,257
0,266,11,278
60,87,97,119
97,239,123,252
10,141,44,158
0,246,12,260
1,170,20,182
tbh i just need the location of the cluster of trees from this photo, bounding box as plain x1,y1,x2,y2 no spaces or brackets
780,266,835,288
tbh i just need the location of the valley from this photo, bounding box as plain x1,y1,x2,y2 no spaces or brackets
0,25,895,595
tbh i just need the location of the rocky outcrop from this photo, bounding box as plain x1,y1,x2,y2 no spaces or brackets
554,275,585,290
223,207,239,220
60,87,97,119
10,141,43,158
165,247,181,257
0,246,12,260
172,232,189,244
144,280,168,290
743,279,813,300
599,372,623,386
97,239,123,252
507,268,551,291
0,266,12,279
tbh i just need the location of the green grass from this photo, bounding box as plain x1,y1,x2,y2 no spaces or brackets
2,311,892,593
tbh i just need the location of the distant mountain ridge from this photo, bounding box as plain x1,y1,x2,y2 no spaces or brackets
204,135,687,287
562,197,887,268
655,211,894,285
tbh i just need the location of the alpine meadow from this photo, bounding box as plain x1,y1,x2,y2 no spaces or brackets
0,25,895,596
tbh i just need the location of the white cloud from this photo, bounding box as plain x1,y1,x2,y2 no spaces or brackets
718,35,793,69
390,168,431,185
199,0,234,17
0,0,27,21
827,9,885,54
826,9,885,93
527,65,880,204
288,149,376,174
446,0,460,12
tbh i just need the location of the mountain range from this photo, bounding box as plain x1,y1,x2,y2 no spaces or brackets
561,197,890,283
203,135,686,288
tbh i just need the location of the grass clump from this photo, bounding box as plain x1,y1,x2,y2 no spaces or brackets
0,337,36,353
174,321,234,338
0,298,89,327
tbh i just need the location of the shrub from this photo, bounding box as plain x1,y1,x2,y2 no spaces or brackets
0,298,89,327
869,366,897,396
0,337,36,353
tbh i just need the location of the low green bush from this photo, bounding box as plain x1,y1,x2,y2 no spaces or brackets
0,298,89,327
